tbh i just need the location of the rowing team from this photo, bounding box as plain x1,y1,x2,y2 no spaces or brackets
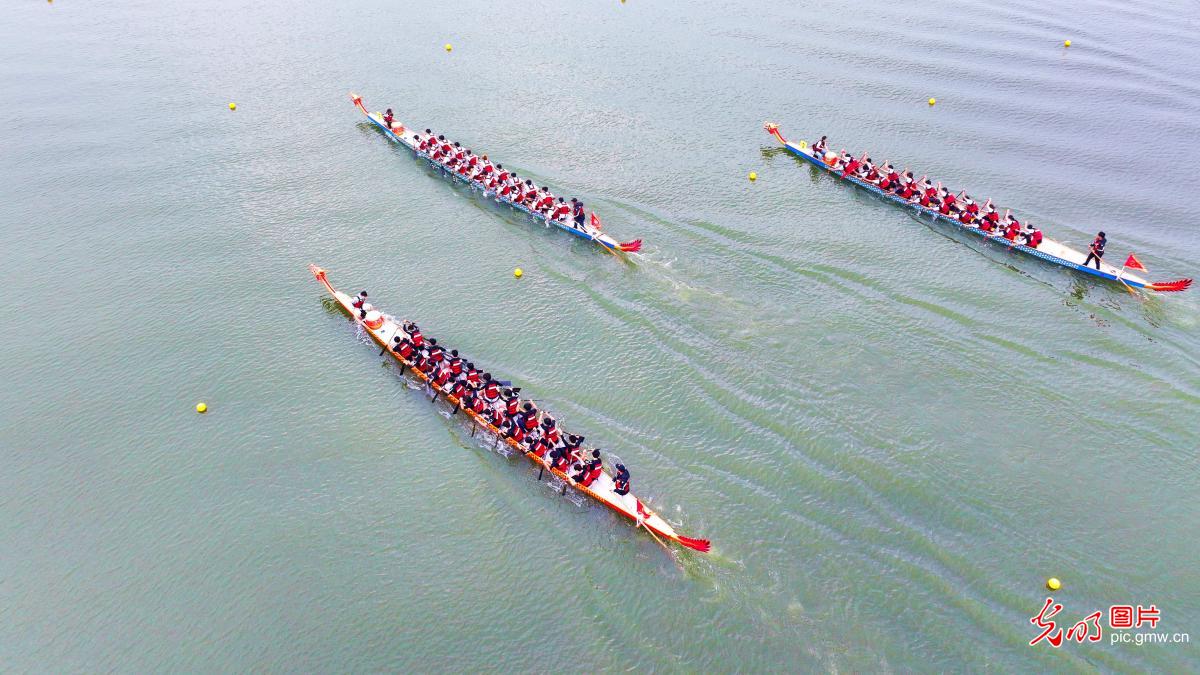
352,289,632,496
811,136,1045,248
381,108,593,230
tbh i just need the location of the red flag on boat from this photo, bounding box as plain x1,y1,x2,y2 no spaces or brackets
590,211,602,231
1124,254,1147,272
636,500,649,520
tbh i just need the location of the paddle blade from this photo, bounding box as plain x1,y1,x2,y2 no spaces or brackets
618,239,642,253
1148,278,1192,292
676,535,711,553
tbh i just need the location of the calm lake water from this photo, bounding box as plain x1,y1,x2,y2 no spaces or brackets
2,0,1198,671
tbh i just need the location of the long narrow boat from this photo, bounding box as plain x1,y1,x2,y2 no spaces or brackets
350,93,642,256
311,264,710,553
764,123,1192,293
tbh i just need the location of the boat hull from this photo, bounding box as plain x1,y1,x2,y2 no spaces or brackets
310,265,708,553
775,137,1162,290
354,99,629,253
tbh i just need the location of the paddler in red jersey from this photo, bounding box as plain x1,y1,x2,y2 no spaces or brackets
351,290,368,310
580,450,603,487
535,188,556,214
551,197,572,222
878,164,899,191
958,196,979,224
383,108,394,128
980,205,1000,232
1026,224,1043,249
862,158,880,183
841,154,861,179
1003,215,1021,241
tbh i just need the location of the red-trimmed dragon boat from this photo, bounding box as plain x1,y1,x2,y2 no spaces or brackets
764,123,1191,294
311,264,709,554
351,93,642,256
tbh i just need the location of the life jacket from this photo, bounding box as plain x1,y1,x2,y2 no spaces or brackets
471,397,487,414
530,439,549,458
537,195,555,209
613,476,629,494
581,464,603,487
410,331,423,348
484,382,499,399
939,201,952,215
491,409,505,427
397,341,414,359
1030,230,1043,247
554,204,571,218
545,427,561,445
435,368,451,386
466,370,480,385
552,453,571,472
841,160,859,177
509,425,525,444
919,193,932,207
524,414,538,431
452,381,466,398
966,202,979,215
959,210,973,224
352,296,366,309
1005,224,1020,241
899,186,915,199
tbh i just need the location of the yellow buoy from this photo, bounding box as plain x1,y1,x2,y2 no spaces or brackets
1046,577,1061,591
444,43,453,52
196,402,208,414
928,97,936,106
1064,39,1071,47
514,268,523,278
228,102,236,111
748,171,757,181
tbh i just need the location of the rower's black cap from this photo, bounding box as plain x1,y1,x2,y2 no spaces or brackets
592,449,600,458
1098,231,1106,237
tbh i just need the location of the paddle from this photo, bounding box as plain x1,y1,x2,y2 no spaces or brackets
636,512,675,557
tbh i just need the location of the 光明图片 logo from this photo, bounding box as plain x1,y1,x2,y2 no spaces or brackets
1029,598,1188,647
